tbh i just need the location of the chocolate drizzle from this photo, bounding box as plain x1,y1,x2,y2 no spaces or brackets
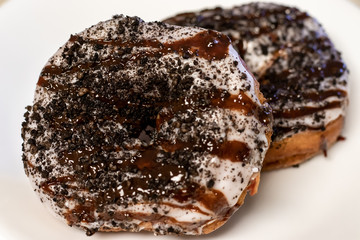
273,101,342,119
40,29,230,78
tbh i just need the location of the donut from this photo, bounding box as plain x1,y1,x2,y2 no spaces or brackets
164,2,349,170
21,15,272,235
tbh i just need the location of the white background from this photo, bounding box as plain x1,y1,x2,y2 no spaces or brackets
0,0,360,239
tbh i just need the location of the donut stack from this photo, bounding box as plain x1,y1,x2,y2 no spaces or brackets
22,2,348,236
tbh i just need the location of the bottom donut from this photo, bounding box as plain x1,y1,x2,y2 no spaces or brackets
263,116,345,170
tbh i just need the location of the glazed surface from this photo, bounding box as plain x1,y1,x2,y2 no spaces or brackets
22,15,271,235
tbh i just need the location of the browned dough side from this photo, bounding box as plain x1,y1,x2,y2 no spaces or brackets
263,116,344,170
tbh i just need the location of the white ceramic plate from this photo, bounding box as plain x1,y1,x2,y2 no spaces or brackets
1,0,360,239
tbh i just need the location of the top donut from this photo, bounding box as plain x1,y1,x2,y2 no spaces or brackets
22,15,272,235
